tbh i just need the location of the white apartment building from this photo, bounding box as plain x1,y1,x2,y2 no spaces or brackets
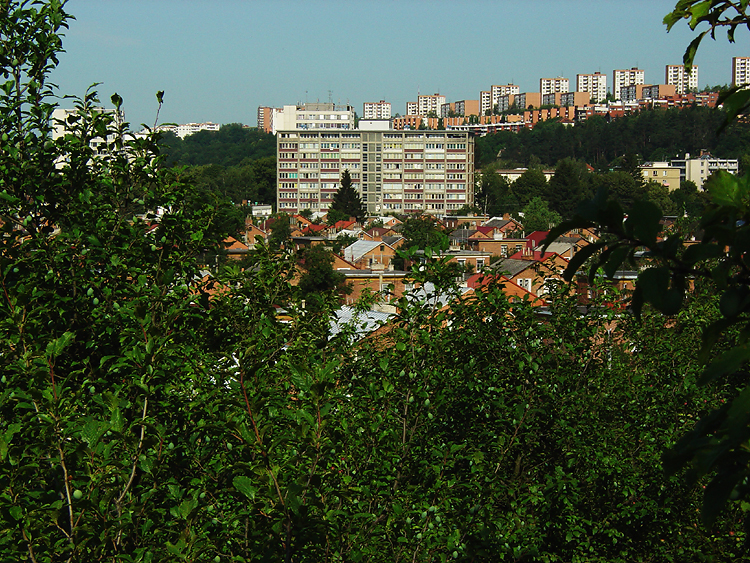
271,103,355,135
480,91,492,115
363,100,392,120
671,152,739,189
406,101,418,115
417,94,446,117
276,129,474,215
540,77,569,95
576,72,607,102
666,65,699,94
613,68,645,100
491,84,520,110
732,57,750,87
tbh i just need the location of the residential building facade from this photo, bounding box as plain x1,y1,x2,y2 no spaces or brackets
576,72,607,102
271,103,355,135
276,129,474,216
732,57,750,87
671,152,739,189
480,91,492,115
417,94,446,116
613,68,645,100
666,64,699,94
363,100,392,120
540,77,569,95
491,84,520,110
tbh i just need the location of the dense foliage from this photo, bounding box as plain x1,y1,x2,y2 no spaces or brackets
475,107,750,170
1,2,747,562
157,124,277,208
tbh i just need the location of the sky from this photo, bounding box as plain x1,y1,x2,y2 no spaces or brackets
49,0,748,128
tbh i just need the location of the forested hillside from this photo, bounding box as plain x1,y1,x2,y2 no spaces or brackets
475,106,750,169
159,125,277,207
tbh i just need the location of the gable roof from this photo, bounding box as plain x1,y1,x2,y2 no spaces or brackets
343,240,394,263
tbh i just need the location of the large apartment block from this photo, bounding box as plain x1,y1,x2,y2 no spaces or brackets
732,57,750,87
540,77,569,95
480,91,492,115
576,72,607,102
276,130,474,215
363,100,392,120
613,68,645,100
417,94,446,116
666,65,698,94
271,103,355,135
491,84,520,109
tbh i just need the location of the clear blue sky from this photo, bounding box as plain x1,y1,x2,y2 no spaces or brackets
50,0,747,128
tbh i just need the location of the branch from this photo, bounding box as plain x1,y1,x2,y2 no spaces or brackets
116,396,148,509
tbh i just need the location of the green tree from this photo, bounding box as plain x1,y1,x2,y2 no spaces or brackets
298,245,351,308
512,167,549,206
517,196,561,232
268,213,292,250
548,158,593,218
329,169,365,223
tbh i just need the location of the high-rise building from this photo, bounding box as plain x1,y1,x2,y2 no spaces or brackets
732,57,750,87
363,100,392,120
406,101,418,115
257,106,275,133
270,103,355,135
576,72,607,102
417,94,446,117
613,68,645,100
540,77,569,95
491,84,520,110
666,65,699,94
480,91,492,115
276,129,474,215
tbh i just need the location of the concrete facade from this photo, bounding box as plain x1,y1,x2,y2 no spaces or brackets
666,65,698,94
733,57,750,87
271,103,355,135
277,129,474,216
613,68,645,100
576,72,607,102
363,100,392,120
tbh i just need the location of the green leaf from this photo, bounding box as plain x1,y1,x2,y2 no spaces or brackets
563,242,604,282
699,344,750,385
232,476,258,501
625,201,662,247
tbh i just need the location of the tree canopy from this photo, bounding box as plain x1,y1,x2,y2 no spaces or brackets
328,169,366,223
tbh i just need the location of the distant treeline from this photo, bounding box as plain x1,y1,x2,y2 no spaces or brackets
158,124,277,208
475,106,750,169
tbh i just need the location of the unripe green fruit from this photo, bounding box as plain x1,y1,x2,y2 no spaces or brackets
227,442,233,450
428,522,434,530
421,511,427,519
428,413,433,420
12,267,18,273
408,396,414,403
1,375,6,384
73,489,83,500
200,492,206,499
92,297,99,306
435,516,441,523
150,244,157,252
424,398,430,406
86,287,94,297
453,551,458,559
89,386,95,394
399,370,405,377
405,517,412,524
1,133,8,142
214,557,221,563
168,442,175,450
211,517,218,524
416,533,422,540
